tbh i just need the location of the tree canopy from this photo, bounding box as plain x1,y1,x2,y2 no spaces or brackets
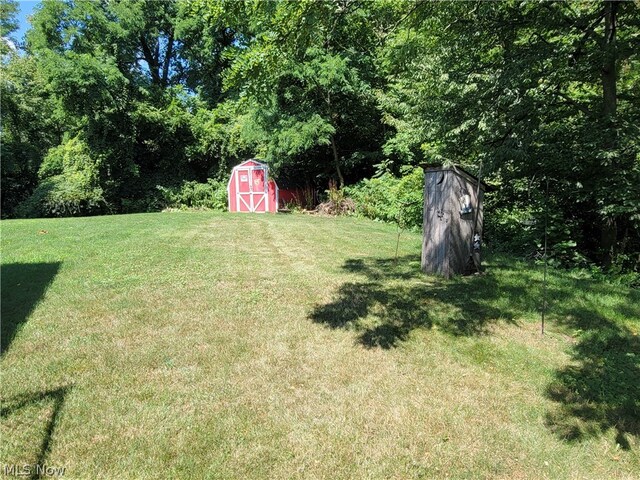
1,0,638,271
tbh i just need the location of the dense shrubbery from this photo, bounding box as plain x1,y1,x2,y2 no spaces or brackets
347,168,637,276
157,178,228,211
16,137,106,217
486,201,592,267
3,0,637,274
16,173,107,218
345,167,423,231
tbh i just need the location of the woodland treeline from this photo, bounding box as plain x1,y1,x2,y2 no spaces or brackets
1,0,639,272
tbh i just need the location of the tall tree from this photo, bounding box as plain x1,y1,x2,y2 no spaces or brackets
381,1,640,268
22,0,207,209
218,0,390,187
0,0,18,54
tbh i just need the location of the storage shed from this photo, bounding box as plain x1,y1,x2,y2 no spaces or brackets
228,159,278,213
421,164,488,278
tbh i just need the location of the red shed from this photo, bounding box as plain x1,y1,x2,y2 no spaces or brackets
227,159,279,213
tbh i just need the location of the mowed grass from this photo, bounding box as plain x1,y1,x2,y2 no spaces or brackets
1,211,638,479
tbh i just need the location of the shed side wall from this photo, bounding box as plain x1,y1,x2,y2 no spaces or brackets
228,171,237,212
422,170,450,276
422,168,485,277
448,173,480,274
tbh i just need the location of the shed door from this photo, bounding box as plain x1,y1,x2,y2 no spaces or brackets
236,166,268,212
236,168,252,212
251,168,266,211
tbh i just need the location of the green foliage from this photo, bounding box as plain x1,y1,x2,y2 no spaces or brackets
222,1,385,185
37,136,89,179
346,175,397,223
3,0,638,273
346,167,423,230
0,0,19,55
16,136,106,217
157,178,228,211
16,172,106,218
0,53,64,217
187,99,255,177
380,1,640,270
40,50,129,119
130,87,198,180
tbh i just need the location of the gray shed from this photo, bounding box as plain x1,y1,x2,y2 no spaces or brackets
421,164,488,278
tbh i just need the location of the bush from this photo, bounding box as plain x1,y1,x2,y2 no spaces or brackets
157,178,228,211
485,185,589,267
16,172,106,218
345,166,423,230
16,137,107,217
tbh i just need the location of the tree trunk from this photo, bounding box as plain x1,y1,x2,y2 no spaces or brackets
599,0,619,268
330,136,344,188
140,35,161,85
601,2,618,118
161,30,174,87
601,217,617,268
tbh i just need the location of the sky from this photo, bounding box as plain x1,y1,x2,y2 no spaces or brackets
13,1,39,46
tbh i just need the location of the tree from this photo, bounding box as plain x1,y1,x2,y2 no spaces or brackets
1,54,64,216
220,0,389,187
381,1,640,268
20,0,212,209
0,0,18,55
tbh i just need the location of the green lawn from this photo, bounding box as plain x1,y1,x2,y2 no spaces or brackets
1,212,638,479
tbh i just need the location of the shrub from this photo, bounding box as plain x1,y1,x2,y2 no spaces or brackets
16,137,107,217
157,178,228,211
346,166,423,230
485,186,589,267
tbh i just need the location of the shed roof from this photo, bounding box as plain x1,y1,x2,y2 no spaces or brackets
420,163,493,191
234,158,268,169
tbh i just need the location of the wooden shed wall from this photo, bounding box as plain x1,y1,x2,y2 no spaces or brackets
421,168,484,278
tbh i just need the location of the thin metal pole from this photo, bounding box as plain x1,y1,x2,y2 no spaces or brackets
395,199,421,264
395,222,401,264
542,177,549,336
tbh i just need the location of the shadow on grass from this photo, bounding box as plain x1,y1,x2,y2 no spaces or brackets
1,385,72,480
309,254,640,447
545,303,640,449
309,254,520,348
1,262,61,356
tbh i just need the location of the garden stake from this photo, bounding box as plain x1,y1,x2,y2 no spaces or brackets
395,199,421,264
542,177,549,335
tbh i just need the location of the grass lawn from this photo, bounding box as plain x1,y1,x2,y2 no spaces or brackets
1,211,639,479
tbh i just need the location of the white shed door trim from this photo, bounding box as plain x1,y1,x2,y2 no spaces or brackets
236,166,268,212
